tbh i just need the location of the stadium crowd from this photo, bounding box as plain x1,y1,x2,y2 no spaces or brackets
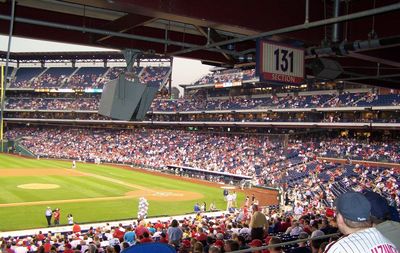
66,70,106,89
6,92,400,113
4,112,110,120
139,67,170,86
9,67,170,89
5,127,400,212
4,110,399,124
0,189,398,253
6,128,400,167
193,68,256,85
153,92,400,111
0,207,336,253
6,98,99,111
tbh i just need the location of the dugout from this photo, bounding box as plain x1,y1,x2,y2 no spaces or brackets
167,164,252,186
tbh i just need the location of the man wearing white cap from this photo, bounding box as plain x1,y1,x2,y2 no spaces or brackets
45,207,52,226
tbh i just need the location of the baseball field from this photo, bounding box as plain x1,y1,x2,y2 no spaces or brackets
0,153,246,232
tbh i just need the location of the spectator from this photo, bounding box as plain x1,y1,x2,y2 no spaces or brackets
159,233,168,244
268,237,283,253
139,232,153,243
363,191,400,249
249,204,268,240
249,239,263,253
72,222,81,234
208,246,221,253
237,235,249,250
310,239,325,253
192,242,203,253
223,240,239,252
290,232,311,253
286,222,303,236
324,192,398,253
123,226,136,245
167,219,183,247
63,244,73,253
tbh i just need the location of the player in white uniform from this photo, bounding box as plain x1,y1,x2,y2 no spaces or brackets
232,191,237,207
324,192,399,253
226,192,233,211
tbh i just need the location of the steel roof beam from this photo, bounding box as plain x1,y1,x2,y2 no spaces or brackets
0,14,242,57
348,52,400,68
170,2,400,56
93,13,157,43
195,25,233,62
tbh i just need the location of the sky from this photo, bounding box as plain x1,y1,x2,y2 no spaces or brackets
0,35,211,93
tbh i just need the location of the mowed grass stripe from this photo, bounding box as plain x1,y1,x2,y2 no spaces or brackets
0,155,55,169
81,166,225,201
33,176,124,199
0,154,74,169
0,184,26,203
60,175,132,196
0,155,34,168
0,176,58,203
79,165,204,192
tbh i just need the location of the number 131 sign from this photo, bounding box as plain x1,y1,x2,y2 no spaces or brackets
257,40,304,84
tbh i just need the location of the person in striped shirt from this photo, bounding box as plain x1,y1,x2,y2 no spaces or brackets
324,192,398,253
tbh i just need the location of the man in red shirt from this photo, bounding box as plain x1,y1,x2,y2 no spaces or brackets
5,244,15,253
72,223,81,234
159,233,168,244
154,220,164,230
135,221,149,238
36,231,45,241
113,224,125,242
139,232,153,243
53,208,60,226
43,239,52,253
63,244,73,253
279,217,291,233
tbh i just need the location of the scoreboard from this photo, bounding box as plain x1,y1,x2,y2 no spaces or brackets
257,40,304,84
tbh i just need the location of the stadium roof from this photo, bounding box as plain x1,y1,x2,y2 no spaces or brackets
0,0,399,88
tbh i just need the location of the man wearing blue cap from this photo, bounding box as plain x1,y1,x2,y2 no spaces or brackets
363,191,400,249
324,192,398,253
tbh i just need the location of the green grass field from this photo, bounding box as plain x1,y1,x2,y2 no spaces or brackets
0,153,244,231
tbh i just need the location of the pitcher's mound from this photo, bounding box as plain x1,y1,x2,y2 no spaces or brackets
18,183,60,189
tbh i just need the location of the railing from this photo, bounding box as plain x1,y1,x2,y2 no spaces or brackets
232,232,340,253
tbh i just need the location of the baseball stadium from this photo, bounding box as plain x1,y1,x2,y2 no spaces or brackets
0,1,400,253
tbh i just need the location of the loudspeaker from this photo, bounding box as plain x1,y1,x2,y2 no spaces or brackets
310,58,343,80
134,84,159,120
98,74,155,121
